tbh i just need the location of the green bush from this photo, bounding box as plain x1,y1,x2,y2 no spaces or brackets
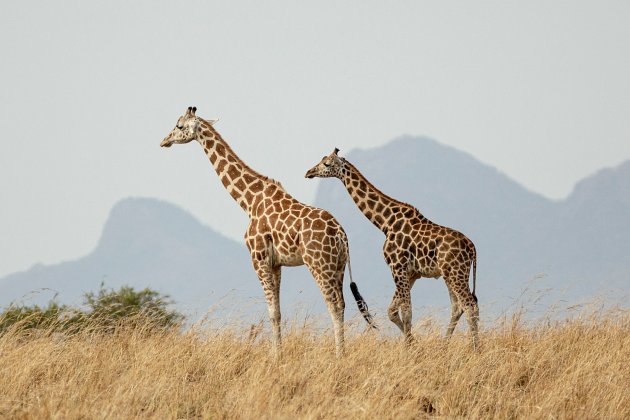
83,285,184,331
0,302,82,333
0,285,184,334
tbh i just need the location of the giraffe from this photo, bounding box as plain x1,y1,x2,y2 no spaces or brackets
305,148,479,347
160,107,374,357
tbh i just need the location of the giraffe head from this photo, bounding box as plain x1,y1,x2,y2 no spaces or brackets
160,106,217,148
305,148,346,179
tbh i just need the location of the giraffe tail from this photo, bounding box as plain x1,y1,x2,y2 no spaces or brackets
343,238,377,329
471,245,478,303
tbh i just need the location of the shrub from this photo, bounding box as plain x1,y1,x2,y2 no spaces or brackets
0,302,82,333
0,285,184,334
83,284,184,331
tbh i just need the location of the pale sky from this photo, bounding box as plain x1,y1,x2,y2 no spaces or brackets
1,1,629,278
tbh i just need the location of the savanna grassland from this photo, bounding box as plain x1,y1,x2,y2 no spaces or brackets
0,310,628,419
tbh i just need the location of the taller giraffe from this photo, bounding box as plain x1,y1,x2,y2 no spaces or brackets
306,148,479,347
160,108,373,357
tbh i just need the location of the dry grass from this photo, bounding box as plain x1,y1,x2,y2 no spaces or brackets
0,310,629,419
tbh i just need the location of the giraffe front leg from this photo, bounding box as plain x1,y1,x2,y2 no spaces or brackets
390,266,413,342
446,286,464,339
387,293,404,334
400,295,413,343
252,258,282,360
267,267,282,358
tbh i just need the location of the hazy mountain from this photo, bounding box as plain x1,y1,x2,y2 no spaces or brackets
549,161,630,286
313,137,630,315
1,138,628,326
0,198,253,318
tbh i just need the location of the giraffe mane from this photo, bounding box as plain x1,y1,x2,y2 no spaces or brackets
345,160,422,216
199,118,286,192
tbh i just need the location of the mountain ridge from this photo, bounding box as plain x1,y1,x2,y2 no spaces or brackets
1,138,628,322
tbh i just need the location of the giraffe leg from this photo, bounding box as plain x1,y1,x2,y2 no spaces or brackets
252,258,282,360
400,294,413,342
334,269,347,357
325,268,346,357
446,274,479,349
390,266,413,341
387,293,404,334
307,264,345,357
463,299,480,349
267,267,282,357
328,286,345,358
445,286,464,339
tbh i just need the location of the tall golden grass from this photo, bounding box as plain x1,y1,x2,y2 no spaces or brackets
0,309,628,419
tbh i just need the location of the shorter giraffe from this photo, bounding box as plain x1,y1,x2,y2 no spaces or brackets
306,148,479,347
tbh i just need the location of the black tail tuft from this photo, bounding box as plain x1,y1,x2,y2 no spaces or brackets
350,281,376,329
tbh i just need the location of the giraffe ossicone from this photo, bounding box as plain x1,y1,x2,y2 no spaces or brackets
160,107,375,358
305,148,480,348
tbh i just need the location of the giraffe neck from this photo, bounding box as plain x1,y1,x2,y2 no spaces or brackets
198,120,278,216
340,161,417,233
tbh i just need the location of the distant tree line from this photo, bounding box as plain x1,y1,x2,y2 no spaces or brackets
0,284,184,334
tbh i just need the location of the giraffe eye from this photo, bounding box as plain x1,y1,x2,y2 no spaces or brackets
177,125,184,130
323,161,331,167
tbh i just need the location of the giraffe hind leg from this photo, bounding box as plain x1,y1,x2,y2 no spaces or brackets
464,300,480,349
447,274,479,349
307,263,346,357
446,286,464,338
329,270,346,357
329,295,345,357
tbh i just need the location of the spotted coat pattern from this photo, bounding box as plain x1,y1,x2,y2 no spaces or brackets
305,148,479,347
160,108,373,357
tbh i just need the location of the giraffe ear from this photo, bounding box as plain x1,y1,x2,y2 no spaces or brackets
333,148,340,155
206,118,219,126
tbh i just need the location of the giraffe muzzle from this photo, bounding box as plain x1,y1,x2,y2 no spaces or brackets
160,138,173,148
304,169,316,179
